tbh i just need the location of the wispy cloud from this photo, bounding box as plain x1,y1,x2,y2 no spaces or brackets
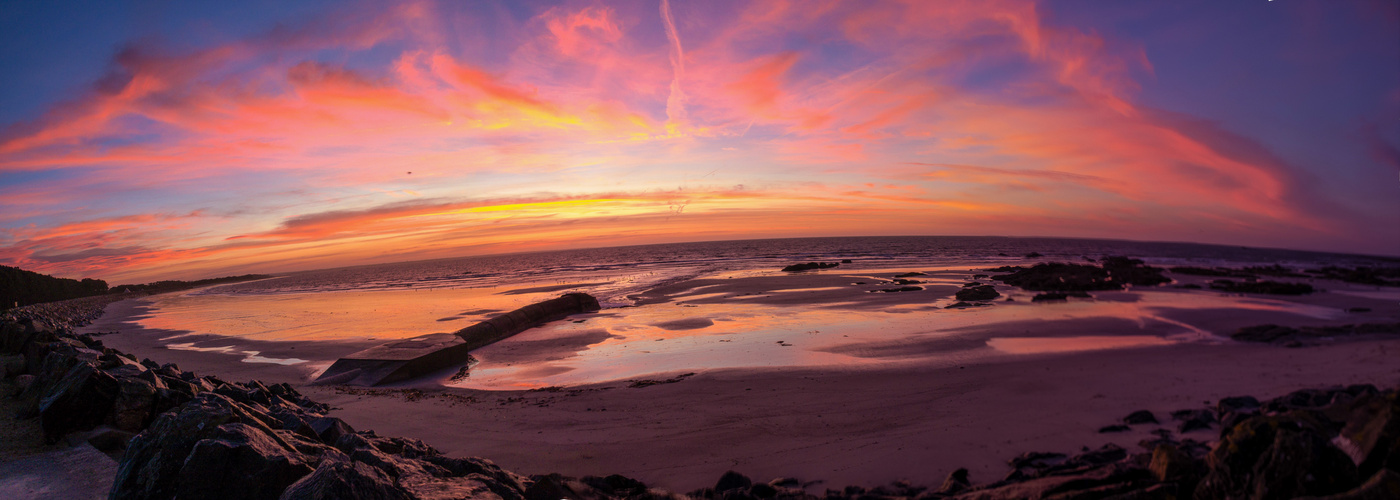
1,0,1394,281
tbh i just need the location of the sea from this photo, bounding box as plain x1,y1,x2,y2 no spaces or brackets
123,236,1396,389
207,236,1394,306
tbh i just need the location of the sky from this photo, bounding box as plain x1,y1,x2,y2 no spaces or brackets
1,0,1397,283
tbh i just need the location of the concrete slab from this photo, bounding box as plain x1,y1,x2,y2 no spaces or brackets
315,293,600,386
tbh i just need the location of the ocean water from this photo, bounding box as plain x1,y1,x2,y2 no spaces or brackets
128,236,1394,389
209,236,1393,306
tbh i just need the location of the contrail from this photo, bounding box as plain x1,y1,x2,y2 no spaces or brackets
660,0,687,130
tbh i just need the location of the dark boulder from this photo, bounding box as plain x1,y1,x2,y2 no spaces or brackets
993,259,1169,292
1210,279,1314,295
747,482,777,499
111,393,298,500
1149,444,1203,493
581,474,648,497
38,362,120,442
781,262,839,272
945,301,992,309
1171,409,1216,433
955,285,999,301
309,417,355,445
106,379,154,432
1217,395,1261,416
174,422,315,500
716,470,753,492
935,468,970,495
280,461,413,500
1124,410,1159,425
1196,411,1359,499
1,321,34,354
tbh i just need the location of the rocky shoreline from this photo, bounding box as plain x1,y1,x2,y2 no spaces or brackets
2,297,1399,499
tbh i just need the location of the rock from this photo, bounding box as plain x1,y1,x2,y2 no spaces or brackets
174,422,315,500
38,362,120,442
781,262,839,272
1332,391,1400,479
1196,411,1359,499
108,376,160,432
309,417,355,445
960,462,1155,499
1099,424,1131,433
111,393,297,500
1295,469,1400,500
748,482,777,498
1216,395,1261,416
1233,324,1303,342
1234,323,1400,345
425,455,530,496
955,285,999,301
1,353,25,377
1124,410,1158,425
993,260,1169,292
1025,252,1042,258
1210,279,1314,295
12,373,34,396
581,474,648,497
876,286,922,293
1072,443,1128,467
525,473,598,500
716,470,753,492
1251,427,1359,499
895,272,926,278
936,468,970,495
280,461,412,500
945,301,992,309
0,321,34,354
1174,411,1215,433
1149,443,1202,493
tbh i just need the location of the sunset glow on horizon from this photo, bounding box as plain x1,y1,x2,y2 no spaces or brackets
3,0,1397,283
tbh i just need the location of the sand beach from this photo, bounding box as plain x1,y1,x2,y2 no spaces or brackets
72,264,1400,491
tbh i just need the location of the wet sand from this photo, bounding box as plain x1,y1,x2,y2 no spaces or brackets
78,269,1400,491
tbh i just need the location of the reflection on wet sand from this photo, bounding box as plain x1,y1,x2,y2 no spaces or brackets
133,270,1363,389
986,336,1173,355
449,271,1347,389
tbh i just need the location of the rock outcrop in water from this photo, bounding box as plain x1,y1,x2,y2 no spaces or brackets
1232,322,1400,346
781,262,840,272
990,257,1169,292
1208,279,1314,295
954,285,999,302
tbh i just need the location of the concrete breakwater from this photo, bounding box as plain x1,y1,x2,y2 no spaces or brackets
314,292,601,386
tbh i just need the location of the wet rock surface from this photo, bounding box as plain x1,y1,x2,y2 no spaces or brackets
781,262,840,272
989,256,1169,292
954,285,999,302
1233,322,1400,346
1209,279,1315,295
